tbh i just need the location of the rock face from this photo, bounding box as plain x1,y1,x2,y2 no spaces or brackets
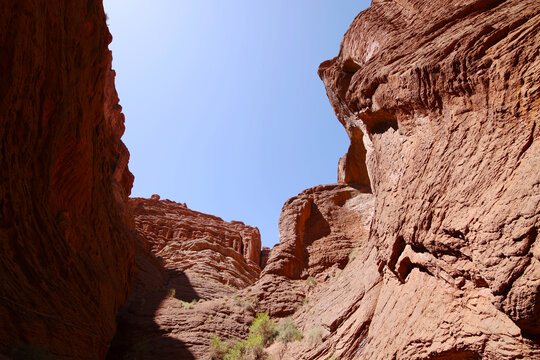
264,184,373,280
107,2,540,358
0,1,134,359
275,0,539,359
130,196,261,298
254,184,374,317
3,0,539,359
108,197,262,359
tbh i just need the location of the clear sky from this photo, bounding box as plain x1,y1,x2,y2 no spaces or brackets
104,0,371,248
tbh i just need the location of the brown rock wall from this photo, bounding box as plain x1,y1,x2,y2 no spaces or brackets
130,197,261,297
278,0,540,358
0,1,134,359
263,184,374,280
255,184,374,317
108,197,262,359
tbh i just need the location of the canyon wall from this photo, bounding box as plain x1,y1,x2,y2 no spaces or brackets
0,1,134,359
107,1,540,358
2,0,539,359
108,197,262,359
279,0,539,358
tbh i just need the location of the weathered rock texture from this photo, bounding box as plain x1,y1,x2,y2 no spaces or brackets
0,1,134,359
255,184,374,317
275,0,540,359
264,184,373,279
109,0,539,358
108,197,262,359
130,196,261,298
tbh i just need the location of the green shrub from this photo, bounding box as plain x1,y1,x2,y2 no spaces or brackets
302,296,312,306
216,313,277,360
305,277,316,288
180,299,197,310
224,340,246,360
249,313,277,346
245,334,265,360
167,288,176,298
306,327,323,346
209,336,228,360
276,318,302,345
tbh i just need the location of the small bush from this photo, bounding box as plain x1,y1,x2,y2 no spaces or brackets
167,288,176,298
215,313,277,360
305,277,316,288
348,247,362,263
306,327,323,346
209,336,228,360
276,318,302,345
245,334,265,360
250,313,277,346
180,299,197,310
224,340,246,360
302,296,312,306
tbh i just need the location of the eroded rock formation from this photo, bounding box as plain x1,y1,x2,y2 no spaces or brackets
130,196,261,297
278,0,540,358
254,184,374,317
0,1,134,359
108,197,262,359
107,1,540,358
2,0,539,359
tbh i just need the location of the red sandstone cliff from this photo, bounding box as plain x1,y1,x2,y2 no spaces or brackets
0,1,134,359
106,1,540,358
2,0,539,359
278,0,540,358
108,197,262,359
149,0,538,358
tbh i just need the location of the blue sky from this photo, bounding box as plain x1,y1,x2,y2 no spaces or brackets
104,0,370,248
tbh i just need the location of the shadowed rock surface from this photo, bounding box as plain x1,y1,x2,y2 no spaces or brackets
107,197,262,359
0,1,135,359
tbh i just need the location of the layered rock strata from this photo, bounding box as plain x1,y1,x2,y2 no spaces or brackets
255,184,374,317
275,0,540,359
108,197,262,359
0,1,134,359
130,196,261,298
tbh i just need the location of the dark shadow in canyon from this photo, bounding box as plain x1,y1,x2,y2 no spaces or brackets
107,243,197,360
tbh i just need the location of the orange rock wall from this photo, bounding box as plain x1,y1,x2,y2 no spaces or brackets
0,1,134,359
